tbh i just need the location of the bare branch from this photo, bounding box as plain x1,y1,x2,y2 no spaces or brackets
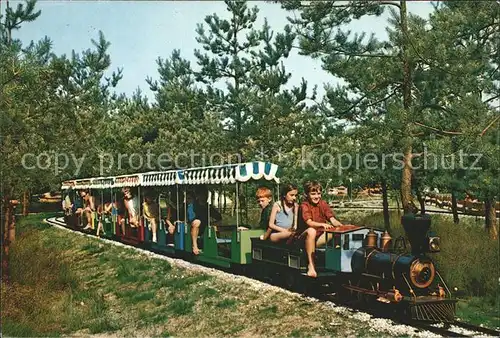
480,115,500,137
413,121,463,135
379,1,401,9
291,44,391,58
331,83,400,118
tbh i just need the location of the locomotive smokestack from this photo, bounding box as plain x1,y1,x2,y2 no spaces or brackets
401,214,431,255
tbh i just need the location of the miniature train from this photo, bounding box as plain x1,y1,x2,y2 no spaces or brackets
60,161,457,322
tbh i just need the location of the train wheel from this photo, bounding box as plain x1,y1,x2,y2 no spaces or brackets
337,278,356,304
283,271,307,294
356,279,376,304
251,261,272,283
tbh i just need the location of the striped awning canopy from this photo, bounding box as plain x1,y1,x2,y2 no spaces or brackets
90,177,115,189
142,171,179,186
142,162,280,186
114,175,142,188
61,180,76,190
235,162,280,183
60,162,280,190
74,179,92,190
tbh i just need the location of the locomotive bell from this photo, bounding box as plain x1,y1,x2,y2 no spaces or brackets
366,229,378,248
381,231,392,252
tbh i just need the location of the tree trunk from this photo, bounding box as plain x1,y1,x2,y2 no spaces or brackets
395,191,401,219
231,192,236,217
5,0,12,45
484,198,498,240
2,200,13,284
381,179,391,231
22,190,29,216
399,0,416,215
223,191,227,214
9,200,18,244
401,146,416,214
451,191,460,224
231,10,244,163
416,189,426,214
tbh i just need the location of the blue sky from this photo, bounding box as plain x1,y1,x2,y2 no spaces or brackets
8,0,435,101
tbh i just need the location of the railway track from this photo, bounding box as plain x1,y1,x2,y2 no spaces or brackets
317,292,499,338
450,320,500,337
44,217,499,337
402,320,500,337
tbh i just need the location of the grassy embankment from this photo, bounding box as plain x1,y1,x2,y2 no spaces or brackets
338,209,500,329
2,213,375,337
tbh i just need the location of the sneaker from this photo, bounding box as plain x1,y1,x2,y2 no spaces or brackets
83,224,92,230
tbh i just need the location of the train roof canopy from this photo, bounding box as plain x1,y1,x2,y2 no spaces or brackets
61,161,280,190
144,161,280,186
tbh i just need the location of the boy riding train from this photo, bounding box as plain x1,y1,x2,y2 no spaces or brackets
257,180,343,278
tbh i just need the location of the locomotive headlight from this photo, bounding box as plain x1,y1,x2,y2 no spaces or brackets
428,236,440,252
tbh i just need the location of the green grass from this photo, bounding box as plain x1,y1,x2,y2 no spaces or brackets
1,318,51,337
128,290,156,304
456,296,500,329
81,242,106,255
115,260,141,283
259,305,279,318
161,329,172,337
289,328,311,337
216,298,237,308
88,318,119,334
198,287,219,298
167,298,195,316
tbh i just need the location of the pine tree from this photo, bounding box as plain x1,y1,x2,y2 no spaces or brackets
193,0,304,161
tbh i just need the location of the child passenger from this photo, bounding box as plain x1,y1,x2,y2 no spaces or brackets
77,190,95,230
143,194,159,243
188,187,222,255
267,184,299,242
96,201,113,237
299,180,343,278
256,187,273,240
121,187,140,230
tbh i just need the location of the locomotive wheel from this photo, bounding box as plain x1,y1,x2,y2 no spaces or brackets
251,261,273,284
281,269,317,295
337,278,356,304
